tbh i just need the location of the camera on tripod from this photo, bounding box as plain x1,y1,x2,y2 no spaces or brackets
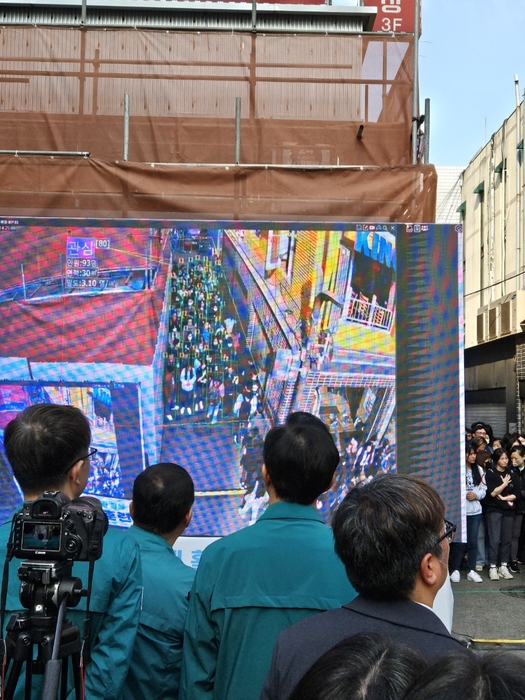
0,493,108,700
12,491,107,563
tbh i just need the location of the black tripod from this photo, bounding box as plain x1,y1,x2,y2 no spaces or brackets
2,561,86,700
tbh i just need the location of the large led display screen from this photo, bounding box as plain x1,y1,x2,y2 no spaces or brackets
0,219,463,536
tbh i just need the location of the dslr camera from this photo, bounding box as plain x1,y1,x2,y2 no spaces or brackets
12,491,108,563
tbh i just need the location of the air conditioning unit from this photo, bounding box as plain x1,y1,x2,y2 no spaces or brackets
476,291,525,343
487,300,500,340
509,289,525,333
477,305,488,343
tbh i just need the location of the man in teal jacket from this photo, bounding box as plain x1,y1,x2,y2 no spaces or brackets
0,403,142,700
121,462,196,700
179,412,356,700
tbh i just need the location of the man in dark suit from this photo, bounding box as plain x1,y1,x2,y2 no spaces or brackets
260,474,469,700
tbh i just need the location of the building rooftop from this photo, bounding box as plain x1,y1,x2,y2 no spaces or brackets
0,0,376,32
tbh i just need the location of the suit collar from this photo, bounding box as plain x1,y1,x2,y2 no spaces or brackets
343,595,450,636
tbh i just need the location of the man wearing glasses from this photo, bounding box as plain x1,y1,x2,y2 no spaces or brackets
0,403,142,700
261,474,469,700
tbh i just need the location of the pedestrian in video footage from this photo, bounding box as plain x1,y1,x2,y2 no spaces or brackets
164,257,262,426
121,463,195,700
0,404,142,700
239,427,266,524
206,377,224,424
179,361,196,416
233,384,254,445
194,360,207,413
180,413,356,700
85,450,123,499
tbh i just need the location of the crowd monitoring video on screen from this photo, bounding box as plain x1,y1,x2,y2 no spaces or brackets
0,220,398,536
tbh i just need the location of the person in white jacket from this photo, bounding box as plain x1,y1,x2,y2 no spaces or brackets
449,445,487,583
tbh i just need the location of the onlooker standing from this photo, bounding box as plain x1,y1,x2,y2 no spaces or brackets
484,448,519,581
509,444,525,573
475,450,493,572
449,445,486,583
121,463,195,700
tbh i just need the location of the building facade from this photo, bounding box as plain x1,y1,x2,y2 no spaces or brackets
462,102,525,435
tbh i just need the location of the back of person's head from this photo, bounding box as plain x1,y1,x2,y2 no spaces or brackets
502,432,519,452
403,650,525,700
289,633,427,700
332,474,444,600
4,403,91,495
285,411,331,435
263,417,339,505
132,462,194,534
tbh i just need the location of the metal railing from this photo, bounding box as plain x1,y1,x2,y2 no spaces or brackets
347,296,393,332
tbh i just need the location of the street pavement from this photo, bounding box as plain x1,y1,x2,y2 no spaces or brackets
451,568,525,651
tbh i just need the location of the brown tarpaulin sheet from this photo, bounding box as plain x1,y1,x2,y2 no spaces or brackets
0,26,435,220
0,157,436,221
0,27,414,167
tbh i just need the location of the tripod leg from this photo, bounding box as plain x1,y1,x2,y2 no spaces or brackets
60,656,68,700
41,660,61,700
71,651,82,700
3,659,24,700
24,660,33,700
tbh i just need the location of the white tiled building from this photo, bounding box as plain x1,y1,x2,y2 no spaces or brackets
461,103,525,435
435,166,464,225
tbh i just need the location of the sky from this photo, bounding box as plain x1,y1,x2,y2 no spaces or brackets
419,0,525,167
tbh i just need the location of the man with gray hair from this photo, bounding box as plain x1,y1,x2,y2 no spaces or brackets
261,474,469,700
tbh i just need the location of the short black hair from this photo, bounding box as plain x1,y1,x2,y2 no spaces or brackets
4,403,91,495
263,419,339,505
332,474,445,600
510,444,525,459
290,633,427,700
403,650,525,700
132,462,194,534
285,411,331,435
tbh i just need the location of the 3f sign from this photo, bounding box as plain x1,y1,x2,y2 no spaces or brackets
362,0,415,34
381,0,402,31
381,16,402,31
